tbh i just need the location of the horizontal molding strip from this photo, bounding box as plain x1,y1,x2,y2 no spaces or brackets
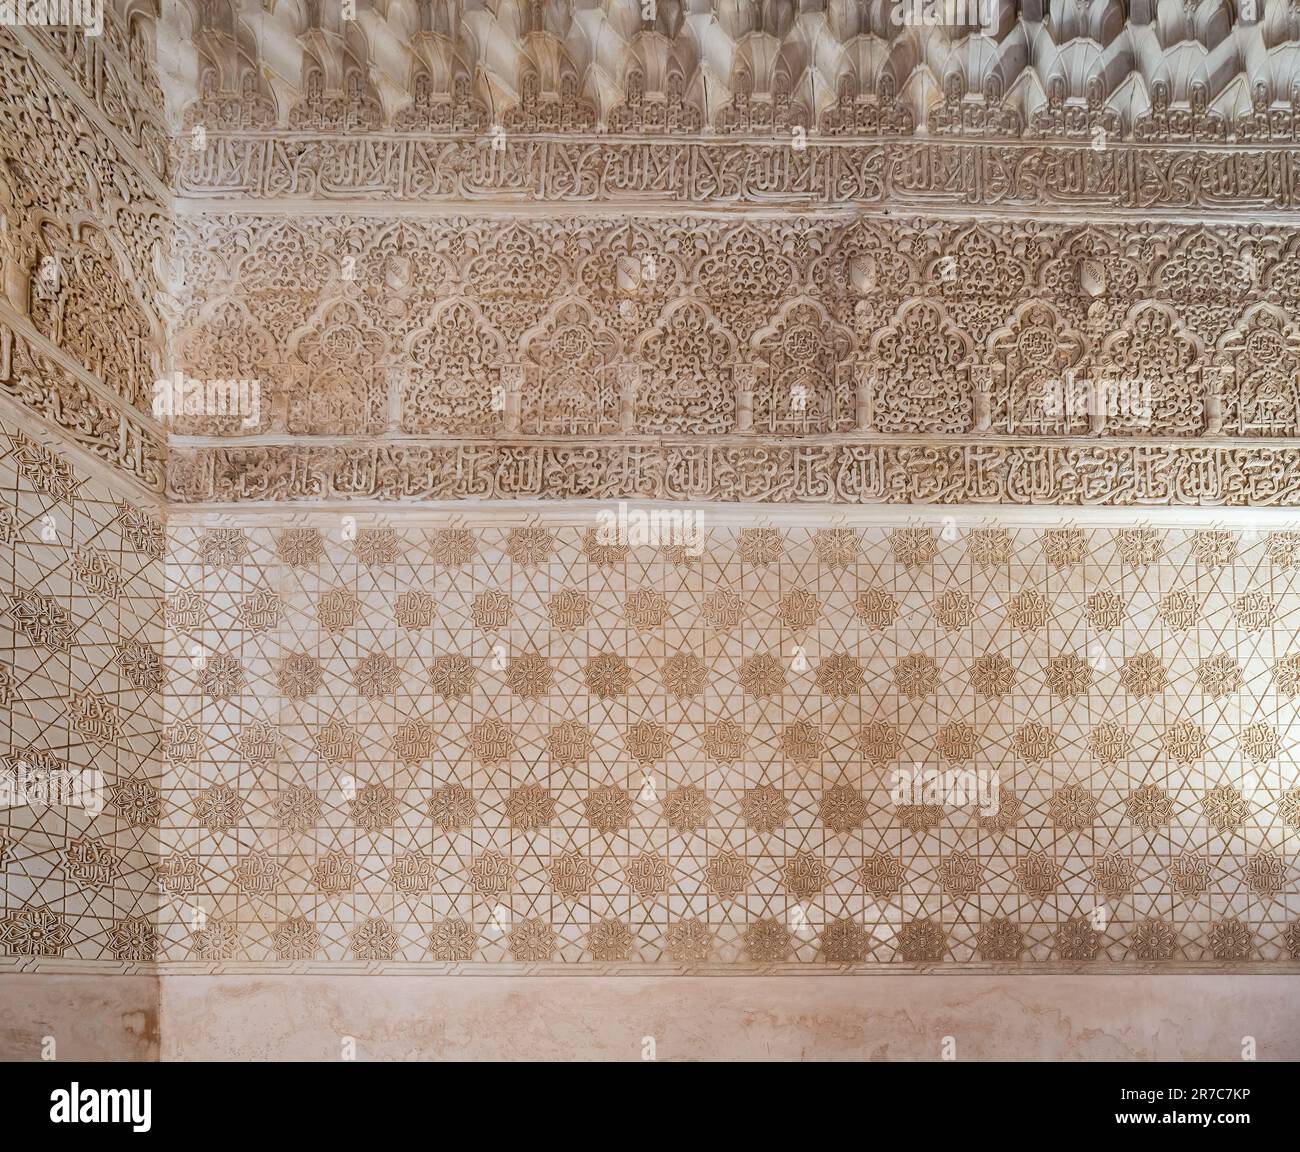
0,322,167,496
4,957,1299,976
163,502,1300,528
166,441,1300,507
0,306,162,439
172,198,1300,229
0,390,163,506
166,433,1300,451
171,136,1300,213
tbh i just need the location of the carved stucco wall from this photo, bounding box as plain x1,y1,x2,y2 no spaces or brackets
0,14,173,1058
156,3,1300,508
0,8,172,986
2,0,1300,1059
0,19,170,491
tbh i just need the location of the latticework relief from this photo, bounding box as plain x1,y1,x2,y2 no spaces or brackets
0,416,164,966
149,517,1300,971
27,219,158,411
0,31,169,349
23,12,171,184
169,215,1300,443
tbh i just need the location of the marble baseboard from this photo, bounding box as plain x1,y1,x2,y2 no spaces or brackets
0,974,159,1061
158,974,1299,1061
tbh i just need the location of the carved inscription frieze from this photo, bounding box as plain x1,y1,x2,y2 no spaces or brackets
167,442,1300,507
173,136,1300,212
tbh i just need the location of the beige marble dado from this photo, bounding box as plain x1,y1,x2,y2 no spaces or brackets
0,974,159,1061
159,975,1299,1062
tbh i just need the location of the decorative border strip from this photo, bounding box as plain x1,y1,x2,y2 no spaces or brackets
174,136,1300,212
167,442,1300,506
162,504,1300,528
3,957,1298,976
14,26,171,202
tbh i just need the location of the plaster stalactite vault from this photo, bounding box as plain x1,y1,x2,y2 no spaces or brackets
1,0,1300,1064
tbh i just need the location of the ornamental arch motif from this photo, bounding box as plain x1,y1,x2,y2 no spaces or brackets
402,298,506,435
984,301,1089,436
286,298,391,437
865,298,975,435
517,299,623,435
1096,301,1205,437
748,298,856,435
635,299,737,435
1213,304,1300,437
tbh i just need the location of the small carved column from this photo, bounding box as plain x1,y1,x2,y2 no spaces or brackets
617,362,641,433
854,361,874,432
500,364,524,434
267,368,294,435
733,364,756,433
969,364,996,433
276,363,309,435
1088,370,1108,436
382,363,405,434
1201,365,1229,436
0,218,28,315
1086,366,1107,439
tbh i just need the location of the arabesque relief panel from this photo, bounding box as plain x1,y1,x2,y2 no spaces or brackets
165,213,1300,506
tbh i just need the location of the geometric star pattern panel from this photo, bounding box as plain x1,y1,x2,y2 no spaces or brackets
156,516,1300,970
0,416,164,966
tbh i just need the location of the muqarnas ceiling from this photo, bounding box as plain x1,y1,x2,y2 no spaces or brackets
163,0,1300,141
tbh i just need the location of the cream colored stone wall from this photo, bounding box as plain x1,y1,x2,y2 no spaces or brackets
0,973,158,1060
156,973,1300,1062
